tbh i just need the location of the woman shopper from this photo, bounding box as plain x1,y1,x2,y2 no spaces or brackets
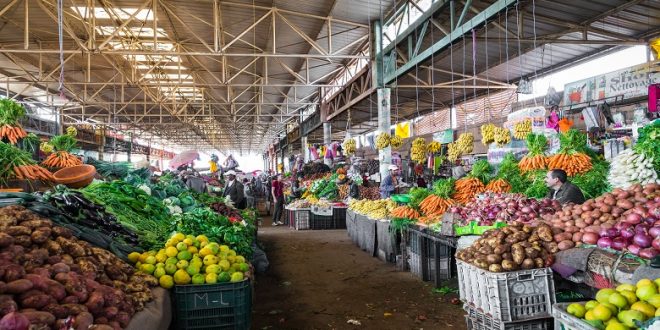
271,174,285,226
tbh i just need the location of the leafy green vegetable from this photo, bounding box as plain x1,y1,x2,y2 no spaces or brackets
432,178,455,199
0,142,37,185
523,170,549,199
558,129,589,154
469,160,493,184
409,187,431,210
634,120,660,172
87,158,133,179
526,133,548,156
49,134,77,152
495,153,530,193
571,160,610,199
390,217,416,233
0,99,26,126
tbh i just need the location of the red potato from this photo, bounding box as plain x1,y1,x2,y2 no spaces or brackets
20,311,55,326
73,312,94,330
572,232,584,242
85,291,105,314
89,325,114,330
21,294,55,309
558,240,575,251
5,280,33,294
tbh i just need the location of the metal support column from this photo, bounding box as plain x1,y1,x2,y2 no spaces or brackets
301,136,308,162
323,122,332,167
377,88,392,181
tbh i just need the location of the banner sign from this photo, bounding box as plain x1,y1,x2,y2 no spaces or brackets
564,62,660,106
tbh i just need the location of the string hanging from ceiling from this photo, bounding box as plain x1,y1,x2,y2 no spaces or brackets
56,0,65,98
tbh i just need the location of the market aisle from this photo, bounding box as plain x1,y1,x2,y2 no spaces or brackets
252,217,466,330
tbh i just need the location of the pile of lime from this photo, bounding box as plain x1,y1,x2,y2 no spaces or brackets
129,232,250,288
565,278,660,330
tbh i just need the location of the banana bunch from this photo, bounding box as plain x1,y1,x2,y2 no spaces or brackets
343,138,357,155
480,123,496,146
447,142,461,162
375,132,391,150
513,120,532,140
348,199,397,219
390,135,404,149
456,132,474,154
66,126,78,137
427,141,442,153
494,127,511,147
411,138,428,164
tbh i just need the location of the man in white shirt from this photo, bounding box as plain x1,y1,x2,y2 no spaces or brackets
223,170,245,209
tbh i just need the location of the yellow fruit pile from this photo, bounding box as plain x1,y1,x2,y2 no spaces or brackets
513,120,532,140
480,123,496,146
411,138,428,164
494,127,511,147
564,279,660,329
349,199,397,219
447,143,461,162
376,132,391,150
428,141,442,153
343,138,356,155
448,133,474,161
129,232,250,289
390,135,404,149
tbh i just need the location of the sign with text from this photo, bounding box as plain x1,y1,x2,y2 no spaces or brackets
564,62,660,106
432,129,454,144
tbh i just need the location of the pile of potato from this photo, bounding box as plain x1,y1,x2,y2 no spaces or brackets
0,205,156,329
456,223,557,272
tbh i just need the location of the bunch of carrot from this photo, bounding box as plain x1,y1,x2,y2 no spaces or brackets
485,178,512,193
417,215,442,225
0,125,27,144
452,177,485,204
42,151,82,168
13,165,56,182
391,205,421,220
546,152,592,176
518,154,548,172
419,194,454,217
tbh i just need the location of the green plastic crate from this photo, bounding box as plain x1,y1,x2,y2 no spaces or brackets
173,279,252,330
473,222,507,235
453,221,475,236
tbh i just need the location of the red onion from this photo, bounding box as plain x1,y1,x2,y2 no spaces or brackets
621,227,635,239
650,227,660,238
639,248,659,259
0,312,29,330
635,224,650,235
611,237,628,251
599,228,619,238
628,244,642,255
633,233,653,248
626,213,643,225
597,237,613,249
653,237,660,251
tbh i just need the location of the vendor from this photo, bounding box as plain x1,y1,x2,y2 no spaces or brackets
348,175,361,200
379,165,399,199
545,169,585,205
223,170,246,209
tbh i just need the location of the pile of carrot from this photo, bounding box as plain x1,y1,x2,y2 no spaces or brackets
485,178,512,193
42,151,82,168
391,205,421,220
13,165,56,182
518,154,548,172
417,215,442,225
546,152,592,176
419,194,454,217
452,177,485,204
0,125,27,144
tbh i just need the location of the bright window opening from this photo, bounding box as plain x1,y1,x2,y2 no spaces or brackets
71,7,154,21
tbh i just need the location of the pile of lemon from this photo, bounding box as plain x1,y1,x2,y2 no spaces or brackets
129,232,250,289
565,278,660,330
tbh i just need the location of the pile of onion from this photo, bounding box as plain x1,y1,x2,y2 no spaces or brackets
451,193,559,226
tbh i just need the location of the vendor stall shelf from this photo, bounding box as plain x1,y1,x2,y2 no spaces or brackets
457,260,555,323
465,305,553,330
552,303,597,330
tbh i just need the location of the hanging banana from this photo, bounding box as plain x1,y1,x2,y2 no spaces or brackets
513,119,532,140
494,127,511,147
480,123,496,146
410,138,427,164
427,141,441,153
390,135,404,149
375,132,391,150
343,138,356,155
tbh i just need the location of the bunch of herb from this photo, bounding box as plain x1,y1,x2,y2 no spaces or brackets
390,217,416,234
571,160,610,199
0,99,26,126
495,153,530,193
558,129,589,155
49,134,78,152
526,133,548,156
432,178,456,199
468,160,493,184
634,120,660,171
523,170,549,199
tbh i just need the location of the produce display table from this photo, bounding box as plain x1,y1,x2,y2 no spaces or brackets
553,247,660,288
126,287,172,330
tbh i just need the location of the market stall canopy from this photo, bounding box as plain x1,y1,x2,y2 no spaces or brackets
169,150,200,169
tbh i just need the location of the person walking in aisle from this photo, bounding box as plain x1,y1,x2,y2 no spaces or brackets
243,178,256,209
271,174,285,226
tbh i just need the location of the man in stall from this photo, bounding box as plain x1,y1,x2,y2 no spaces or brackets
223,170,246,209
545,169,585,205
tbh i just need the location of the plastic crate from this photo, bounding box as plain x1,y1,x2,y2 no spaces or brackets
333,207,347,229
173,280,252,330
311,213,334,230
407,248,423,279
423,235,456,285
292,209,310,230
552,302,598,330
465,305,553,330
457,260,555,322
